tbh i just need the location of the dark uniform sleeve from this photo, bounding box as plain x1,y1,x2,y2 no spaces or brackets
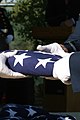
69,52,80,92
64,14,80,52
64,40,80,52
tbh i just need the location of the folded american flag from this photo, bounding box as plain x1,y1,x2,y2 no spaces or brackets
0,104,76,120
6,50,62,77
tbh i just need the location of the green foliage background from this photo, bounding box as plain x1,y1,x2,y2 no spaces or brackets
10,0,47,50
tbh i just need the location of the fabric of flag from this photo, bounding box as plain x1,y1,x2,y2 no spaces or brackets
6,50,62,77
0,103,76,120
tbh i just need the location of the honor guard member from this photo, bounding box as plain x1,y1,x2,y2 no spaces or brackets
0,3,14,51
0,0,14,104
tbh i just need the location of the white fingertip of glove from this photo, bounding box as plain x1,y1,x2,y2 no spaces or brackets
37,45,43,51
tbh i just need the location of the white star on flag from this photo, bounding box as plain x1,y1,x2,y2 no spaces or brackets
14,53,31,66
35,58,54,69
65,117,72,120
6,108,17,117
26,107,37,116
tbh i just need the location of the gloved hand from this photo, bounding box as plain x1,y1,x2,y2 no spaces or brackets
0,50,27,78
37,43,72,84
37,42,69,57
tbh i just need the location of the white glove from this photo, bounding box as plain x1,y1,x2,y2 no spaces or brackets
53,53,72,85
37,42,70,57
37,43,73,84
0,50,27,78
